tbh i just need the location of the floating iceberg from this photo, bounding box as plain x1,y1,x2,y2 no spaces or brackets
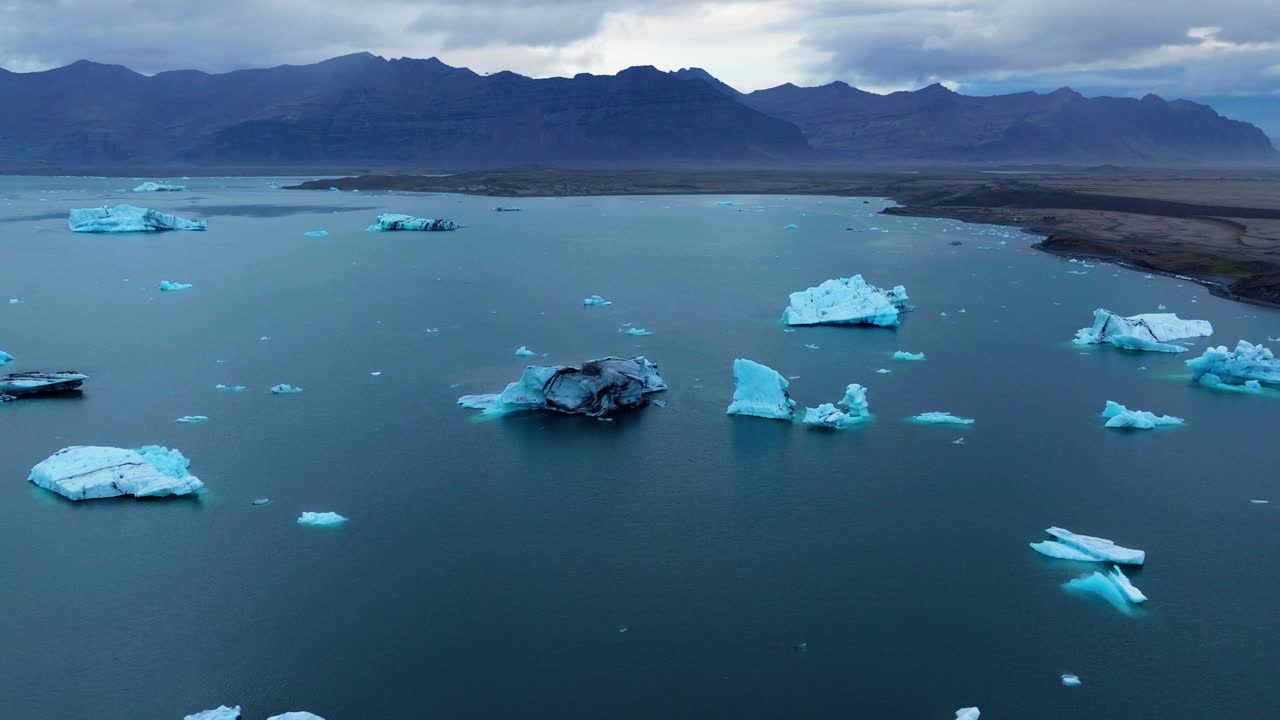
875,368,891,374
298,511,347,527
459,356,666,418
176,416,209,424
185,706,240,720
159,280,192,292
267,714,326,720
1073,308,1212,352
303,230,330,238
1064,565,1148,609
514,346,536,357
583,295,611,306
215,384,248,392
1196,375,1264,394
493,206,522,212
68,204,206,233
367,214,458,232
802,384,870,429
911,412,973,425
0,351,13,365
1029,527,1145,565
1061,674,1082,687
784,223,799,230
29,445,204,500
622,327,652,337
892,351,925,361
726,359,794,420
271,384,303,394
782,275,909,327
717,200,736,206
133,181,185,192
1101,401,1183,429
0,371,87,400
955,709,980,720
1186,340,1280,387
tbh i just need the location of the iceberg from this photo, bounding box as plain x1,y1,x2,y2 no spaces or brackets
622,327,653,337
784,223,799,230
583,295,611,306
955,709,980,720
1196,375,1264,394
68,204,206,232
176,416,209,424
271,384,303,394
159,280,193,292
459,356,666,417
215,384,248,392
1064,565,1148,609
29,445,204,500
185,706,240,720
303,230,330,238
1,371,87,400
1101,401,1183,429
298,511,347,527
1073,308,1212,352
0,350,14,365
267,714,326,720
514,346,536,357
802,384,870,429
493,206,522,212
1061,674,1082,687
133,181,185,192
893,351,925,361
782,275,909,327
1029,527,1145,565
367,213,458,232
1186,340,1280,387
726,358,794,420
911,412,973,425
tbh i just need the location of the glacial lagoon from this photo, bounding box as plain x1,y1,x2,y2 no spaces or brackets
1,176,1278,718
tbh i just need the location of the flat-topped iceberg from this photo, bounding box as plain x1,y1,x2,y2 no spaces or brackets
726,358,794,420
459,356,666,417
802,384,870,429
133,181,186,192
1065,565,1148,610
911,412,973,425
159,280,192,292
955,709,980,720
1074,308,1212,352
29,445,204,500
303,230,330,238
267,713,326,720
893,350,925,361
583,295,611,306
176,416,209,424
1,371,87,401
271,384,303,394
782,275,909,327
68,204,207,232
1061,674,1082,687
1029,527,1145,565
1186,340,1280,387
185,706,240,720
1101,401,1184,429
367,214,458,232
298,512,347,527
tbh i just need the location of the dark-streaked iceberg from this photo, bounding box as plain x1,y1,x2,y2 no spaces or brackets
1186,340,1280,388
1073,308,1212,352
367,214,458,232
459,356,666,417
1101,401,1184,429
29,445,204,500
782,275,908,327
133,181,186,192
802,384,870,429
68,204,207,233
1,371,87,402
726,358,794,420
1029,527,1145,565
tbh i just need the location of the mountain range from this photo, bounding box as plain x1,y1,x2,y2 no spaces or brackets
0,53,1273,168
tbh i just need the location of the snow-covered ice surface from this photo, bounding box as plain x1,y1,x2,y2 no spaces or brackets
1065,565,1148,611
1074,308,1212,352
298,512,347,527
68,204,206,232
159,280,193,292
1101,401,1184,429
1029,527,1145,565
1186,340,1280,387
28,445,204,500
910,412,973,425
367,214,458,231
459,356,666,417
802,384,871,429
782,275,909,327
184,706,240,720
726,358,795,420
133,182,186,192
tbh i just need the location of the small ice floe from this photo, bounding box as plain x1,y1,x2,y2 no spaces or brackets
783,275,909,327
893,351,926,361
8,298,22,304
68,205,206,232
328,187,342,193
297,512,347,527
251,498,272,506
1029,527,1145,564
1144,274,1155,279
1061,674,1082,687
952,437,966,445
1101,401,1183,429
1065,565,1148,610
216,384,248,392
268,713,326,720
1073,308,1212,352
460,356,666,417
621,327,653,337
176,416,209,424
875,368,891,374
493,206,522,212
1250,499,1270,504
802,384,870,429
133,181,185,192
1,371,87,400
184,706,240,720
159,280,193,292
367,214,458,231
955,708,980,720
303,230,330,238
515,346,537,357
784,223,799,230
29,445,204,500
270,384,303,394
370,371,382,376
717,200,736,206
1067,270,1089,275
910,412,973,425
1187,340,1279,389
803,343,820,350
583,295,611,306
726,359,794,420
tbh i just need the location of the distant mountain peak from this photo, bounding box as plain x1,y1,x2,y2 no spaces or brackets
669,67,740,96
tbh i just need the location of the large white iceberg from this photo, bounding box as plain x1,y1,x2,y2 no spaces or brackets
1186,340,1280,388
459,356,666,417
1064,565,1148,609
367,214,458,232
133,181,186,192
1101,401,1184,430
1073,308,1212,352
802,384,870,428
29,445,204,500
68,204,206,232
185,706,240,720
1029,527,1145,565
782,275,909,327
726,359,795,420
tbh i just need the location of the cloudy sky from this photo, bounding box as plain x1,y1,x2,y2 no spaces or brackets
2,0,1278,131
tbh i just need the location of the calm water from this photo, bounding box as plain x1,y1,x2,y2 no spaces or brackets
1,177,1277,719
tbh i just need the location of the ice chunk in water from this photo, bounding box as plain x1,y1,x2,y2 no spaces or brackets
1064,565,1147,609
297,512,347,527
782,275,909,327
622,327,653,337
29,445,204,500
216,384,248,392
583,295,611,306
955,708,980,720
726,359,794,420
875,368,891,374
515,346,536,357
271,384,303,394
303,230,330,238
133,181,186,192
68,204,206,232
893,351,925,361
0,350,12,365
159,280,192,292
367,214,458,231
1029,527,1145,565
1186,340,1280,387
1101,401,1184,429
1061,674,1082,687
176,416,209,424
460,356,666,418
185,706,240,720
1073,308,1212,352
784,223,799,230
267,713,327,720
802,384,871,429
911,412,973,425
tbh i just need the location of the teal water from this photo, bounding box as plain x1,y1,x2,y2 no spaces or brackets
1,177,1278,719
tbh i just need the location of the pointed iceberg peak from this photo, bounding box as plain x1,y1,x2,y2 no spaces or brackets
726,359,794,420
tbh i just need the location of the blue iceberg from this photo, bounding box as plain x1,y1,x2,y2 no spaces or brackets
1064,565,1148,610
185,707,240,720
298,511,347,527
267,714,327,720
514,346,536,357
782,275,909,327
1101,401,1183,429
726,358,794,420
29,445,204,500
802,384,870,429
910,412,973,425
159,280,193,292
955,709,980,720
1074,308,1212,352
271,384,303,394
460,356,666,417
1061,674,1082,687
0,350,12,365
583,295,612,306
1186,340,1280,388
303,230,330,238
367,214,458,232
892,351,925,361
68,204,207,232
215,384,248,392
176,416,209,424
133,181,186,192
1029,527,1145,565
622,327,652,337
